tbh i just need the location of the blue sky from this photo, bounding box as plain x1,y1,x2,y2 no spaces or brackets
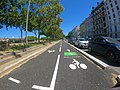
0,0,102,38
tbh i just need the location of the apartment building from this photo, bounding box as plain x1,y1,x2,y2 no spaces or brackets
104,0,120,38
71,26,80,39
91,1,109,37
83,15,94,38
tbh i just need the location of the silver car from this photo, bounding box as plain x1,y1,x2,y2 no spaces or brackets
74,38,89,48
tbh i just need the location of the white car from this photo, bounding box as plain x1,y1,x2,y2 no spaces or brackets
74,38,89,48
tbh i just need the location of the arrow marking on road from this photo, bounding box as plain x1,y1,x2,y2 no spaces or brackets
48,50,55,53
8,77,21,84
32,54,61,90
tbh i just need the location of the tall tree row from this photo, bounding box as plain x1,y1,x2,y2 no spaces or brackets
0,0,64,42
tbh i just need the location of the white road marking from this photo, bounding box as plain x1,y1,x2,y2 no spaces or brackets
80,63,87,70
70,52,73,55
50,54,60,90
69,64,77,70
60,41,62,47
32,85,50,90
65,41,109,68
59,47,62,52
32,54,61,90
48,50,55,53
72,59,80,68
8,77,21,84
67,49,70,52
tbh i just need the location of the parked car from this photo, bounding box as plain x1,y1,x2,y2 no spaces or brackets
68,38,76,44
88,36,120,62
74,38,89,48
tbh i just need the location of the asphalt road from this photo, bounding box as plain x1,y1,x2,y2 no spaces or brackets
0,40,113,90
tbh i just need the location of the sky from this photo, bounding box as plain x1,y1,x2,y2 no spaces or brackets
0,0,102,38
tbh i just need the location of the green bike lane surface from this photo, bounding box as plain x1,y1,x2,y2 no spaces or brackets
54,41,113,90
0,42,61,90
0,40,113,90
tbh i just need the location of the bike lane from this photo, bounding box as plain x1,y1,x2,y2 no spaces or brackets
54,40,113,90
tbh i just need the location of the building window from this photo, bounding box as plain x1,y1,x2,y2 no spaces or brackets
108,11,110,14
109,0,111,2
109,16,111,19
107,6,109,10
115,34,117,38
102,7,104,10
110,4,113,7
113,14,115,18
112,9,114,12
115,1,117,5
110,26,112,32
104,23,106,27
116,6,119,10
115,25,117,32
119,18,120,22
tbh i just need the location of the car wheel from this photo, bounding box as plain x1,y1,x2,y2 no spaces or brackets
106,51,116,62
88,46,92,53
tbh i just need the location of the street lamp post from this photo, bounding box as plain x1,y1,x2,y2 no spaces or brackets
25,0,31,45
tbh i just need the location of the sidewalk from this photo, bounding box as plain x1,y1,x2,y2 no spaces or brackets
0,41,60,78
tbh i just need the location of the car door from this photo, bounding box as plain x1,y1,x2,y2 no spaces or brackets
96,38,108,55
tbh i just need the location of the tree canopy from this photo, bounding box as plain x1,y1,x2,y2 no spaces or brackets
0,0,64,42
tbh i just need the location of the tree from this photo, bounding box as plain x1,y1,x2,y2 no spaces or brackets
0,0,64,43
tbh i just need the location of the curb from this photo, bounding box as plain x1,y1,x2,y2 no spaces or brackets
0,41,60,78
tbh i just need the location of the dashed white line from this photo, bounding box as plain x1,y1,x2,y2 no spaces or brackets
8,77,21,84
59,47,62,52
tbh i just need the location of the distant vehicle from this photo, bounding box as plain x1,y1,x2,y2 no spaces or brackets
88,36,120,62
74,38,89,48
68,38,76,44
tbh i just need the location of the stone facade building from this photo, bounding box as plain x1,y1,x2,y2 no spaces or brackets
104,0,120,38
91,1,109,37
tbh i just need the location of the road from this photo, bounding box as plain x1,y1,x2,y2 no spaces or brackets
0,40,113,90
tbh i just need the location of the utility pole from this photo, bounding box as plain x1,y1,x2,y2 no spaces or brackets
25,0,31,45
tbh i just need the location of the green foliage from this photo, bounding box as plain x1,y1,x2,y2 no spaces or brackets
66,31,73,39
0,41,8,51
0,0,64,42
28,36,37,41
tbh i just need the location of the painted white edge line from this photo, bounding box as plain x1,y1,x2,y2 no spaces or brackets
50,54,61,90
59,47,62,52
8,77,21,84
32,85,50,90
64,40,109,68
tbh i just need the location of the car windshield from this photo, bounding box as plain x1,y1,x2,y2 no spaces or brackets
105,37,120,44
78,38,86,41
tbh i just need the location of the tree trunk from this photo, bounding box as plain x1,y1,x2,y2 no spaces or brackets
38,30,40,43
20,29,23,43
